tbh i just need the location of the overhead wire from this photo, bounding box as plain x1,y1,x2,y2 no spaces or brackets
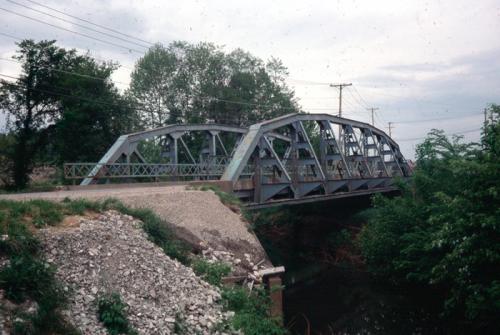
0,6,145,54
0,13,485,129
0,57,130,86
6,0,150,49
351,85,371,108
393,112,483,124
0,30,136,71
0,73,328,113
397,127,482,142
24,0,155,46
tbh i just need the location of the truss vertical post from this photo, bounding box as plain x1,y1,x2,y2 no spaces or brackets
253,147,262,203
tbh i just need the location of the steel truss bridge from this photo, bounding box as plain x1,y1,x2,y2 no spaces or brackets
65,113,411,206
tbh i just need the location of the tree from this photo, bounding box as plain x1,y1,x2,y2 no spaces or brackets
359,105,500,332
128,43,181,128
0,40,138,187
127,41,300,129
52,57,137,163
0,40,74,187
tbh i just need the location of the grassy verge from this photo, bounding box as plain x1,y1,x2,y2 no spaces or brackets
0,199,80,334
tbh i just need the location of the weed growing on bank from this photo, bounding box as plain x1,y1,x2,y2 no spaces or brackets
0,199,80,334
189,184,242,210
216,286,286,335
192,258,231,286
97,293,137,335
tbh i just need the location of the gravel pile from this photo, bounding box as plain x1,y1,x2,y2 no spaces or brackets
39,210,232,335
0,186,272,269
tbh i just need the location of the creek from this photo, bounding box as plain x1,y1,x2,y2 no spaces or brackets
252,195,444,335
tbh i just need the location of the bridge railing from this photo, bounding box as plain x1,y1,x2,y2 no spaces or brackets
64,162,255,180
64,163,228,180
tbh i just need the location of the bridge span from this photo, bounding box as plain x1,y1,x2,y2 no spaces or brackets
64,113,411,207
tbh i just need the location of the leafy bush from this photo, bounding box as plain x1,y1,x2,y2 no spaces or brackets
220,286,286,335
359,105,500,332
0,254,77,334
192,258,231,286
97,293,136,335
0,255,57,302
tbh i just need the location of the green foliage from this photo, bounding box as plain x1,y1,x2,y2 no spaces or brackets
327,228,352,250
0,199,63,230
127,42,300,129
219,286,286,335
0,200,78,334
192,258,231,286
97,293,136,335
0,39,138,188
61,197,102,215
173,313,188,334
359,105,500,332
0,133,15,186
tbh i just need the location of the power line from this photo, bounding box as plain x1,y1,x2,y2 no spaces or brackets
0,73,312,114
287,78,330,85
0,7,145,54
346,86,369,109
24,0,155,46
6,0,150,50
0,32,23,41
0,30,135,71
351,86,371,108
397,128,482,142
0,57,129,86
0,73,145,112
393,112,483,124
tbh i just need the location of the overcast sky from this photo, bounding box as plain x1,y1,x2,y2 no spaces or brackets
1,0,499,158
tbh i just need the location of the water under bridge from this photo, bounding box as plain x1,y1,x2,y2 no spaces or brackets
64,113,411,208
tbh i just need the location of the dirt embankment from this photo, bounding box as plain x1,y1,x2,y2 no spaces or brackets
0,185,272,275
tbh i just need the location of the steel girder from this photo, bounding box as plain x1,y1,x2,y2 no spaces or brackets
221,113,409,203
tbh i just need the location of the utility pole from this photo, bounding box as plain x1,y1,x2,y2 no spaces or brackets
330,83,352,117
484,107,488,127
366,107,379,126
388,122,394,138
330,83,352,152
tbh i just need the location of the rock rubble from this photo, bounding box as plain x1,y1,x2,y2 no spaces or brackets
39,211,232,335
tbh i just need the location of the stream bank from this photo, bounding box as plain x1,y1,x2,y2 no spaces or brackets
250,194,445,334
